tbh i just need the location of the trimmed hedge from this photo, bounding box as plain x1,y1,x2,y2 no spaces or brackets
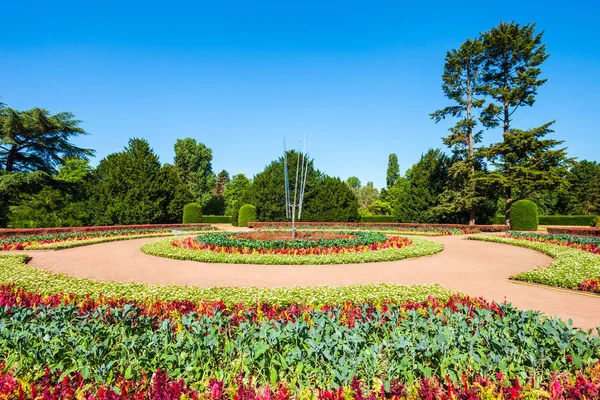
182,203,202,224
360,215,397,223
238,204,257,227
248,222,507,232
538,215,597,227
201,215,231,224
510,200,538,231
493,214,597,227
546,227,600,237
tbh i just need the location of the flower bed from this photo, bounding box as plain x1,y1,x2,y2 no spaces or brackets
469,235,600,293
262,226,468,236
0,282,599,399
547,226,600,237
507,231,600,255
248,221,507,232
143,235,442,264
0,223,212,239
0,226,214,251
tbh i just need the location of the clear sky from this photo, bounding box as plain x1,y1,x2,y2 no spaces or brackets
2,1,599,188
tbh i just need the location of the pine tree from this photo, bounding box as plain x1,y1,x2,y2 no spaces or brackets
431,38,485,225
213,170,230,196
478,22,550,227
386,154,399,188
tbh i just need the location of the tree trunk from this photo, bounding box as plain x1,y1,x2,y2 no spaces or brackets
469,207,476,226
466,69,476,225
505,187,512,229
5,146,17,172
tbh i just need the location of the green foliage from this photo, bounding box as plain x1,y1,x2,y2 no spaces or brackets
182,203,202,224
8,158,93,228
387,149,448,223
365,199,393,216
564,161,600,215
509,200,538,231
203,196,225,215
386,154,399,188
360,215,397,223
213,169,230,196
470,235,600,289
345,176,361,190
224,173,251,216
89,138,192,225
248,151,319,222
493,215,506,225
304,176,360,222
595,216,600,228
238,204,257,227
143,236,443,265
0,106,93,173
201,215,231,224
173,138,216,205
538,215,597,227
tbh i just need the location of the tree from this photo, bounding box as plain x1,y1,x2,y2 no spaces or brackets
213,170,230,196
357,183,379,212
249,150,320,222
224,174,251,216
478,123,571,218
346,176,361,191
90,138,191,225
431,38,486,225
387,149,449,223
305,176,360,222
8,158,94,227
173,138,215,205
564,160,600,215
386,154,400,188
479,22,550,227
0,107,93,173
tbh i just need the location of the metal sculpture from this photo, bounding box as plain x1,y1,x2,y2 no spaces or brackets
284,135,310,239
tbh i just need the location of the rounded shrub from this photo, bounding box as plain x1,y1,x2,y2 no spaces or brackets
182,203,202,224
510,200,538,231
238,204,257,227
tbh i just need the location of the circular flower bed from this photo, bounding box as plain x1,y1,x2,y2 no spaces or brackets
187,230,389,254
141,232,444,265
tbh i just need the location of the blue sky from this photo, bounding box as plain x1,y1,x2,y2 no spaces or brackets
2,1,598,188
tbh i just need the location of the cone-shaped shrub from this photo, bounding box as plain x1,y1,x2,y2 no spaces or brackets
510,200,538,231
238,204,257,227
182,203,202,224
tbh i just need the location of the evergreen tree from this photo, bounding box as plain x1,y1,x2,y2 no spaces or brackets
431,38,486,225
564,160,600,215
478,22,550,227
386,154,399,188
213,170,230,196
306,176,360,222
224,174,251,216
173,138,215,205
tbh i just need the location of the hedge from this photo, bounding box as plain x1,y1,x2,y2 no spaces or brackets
201,215,231,224
182,203,202,224
538,215,597,227
546,227,600,237
238,204,257,227
0,223,211,239
360,215,397,223
510,200,538,231
493,215,598,227
248,222,507,232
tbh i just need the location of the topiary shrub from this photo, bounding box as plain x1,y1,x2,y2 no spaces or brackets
182,203,202,224
595,216,600,228
510,200,538,231
238,204,257,227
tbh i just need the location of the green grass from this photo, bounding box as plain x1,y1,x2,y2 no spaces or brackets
469,235,600,289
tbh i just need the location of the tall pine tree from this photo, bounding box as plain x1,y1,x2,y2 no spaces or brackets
431,38,485,225
386,154,399,188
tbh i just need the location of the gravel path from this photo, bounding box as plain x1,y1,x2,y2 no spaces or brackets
22,233,600,331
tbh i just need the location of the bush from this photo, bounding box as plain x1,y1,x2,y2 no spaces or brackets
510,200,538,231
201,215,231,224
238,204,257,227
182,203,202,224
595,216,600,228
360,215,397,223
538,215,597,227
492,215,506,225
203,196,226,216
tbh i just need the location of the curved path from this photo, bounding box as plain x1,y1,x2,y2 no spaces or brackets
21,234,600,331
